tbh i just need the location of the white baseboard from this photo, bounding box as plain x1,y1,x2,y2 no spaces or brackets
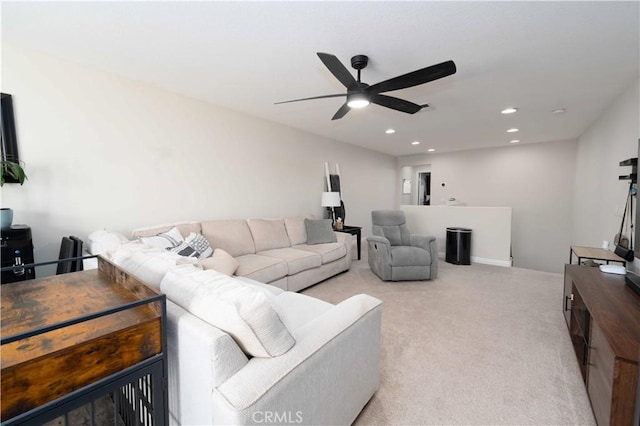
438,252,512,268
471,256,512,267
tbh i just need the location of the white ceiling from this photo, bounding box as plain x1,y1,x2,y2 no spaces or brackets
2,1,639,157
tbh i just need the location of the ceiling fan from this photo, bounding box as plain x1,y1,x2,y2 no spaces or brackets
275,53,457,120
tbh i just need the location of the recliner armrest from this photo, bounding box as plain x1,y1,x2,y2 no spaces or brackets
367,235,390,247
410,234,435,252
368,235,391,255
410,234,438,279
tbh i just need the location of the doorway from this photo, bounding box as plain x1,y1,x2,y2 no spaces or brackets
417,172,431,205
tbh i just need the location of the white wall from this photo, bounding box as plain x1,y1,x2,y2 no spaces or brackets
572,79,640,271
398,139,578,273
1,45,396,276
402,205,512,267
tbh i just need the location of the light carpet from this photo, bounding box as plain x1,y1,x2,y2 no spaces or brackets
302,250,596,425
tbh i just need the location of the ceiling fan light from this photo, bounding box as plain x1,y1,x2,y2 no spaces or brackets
347,93,370,109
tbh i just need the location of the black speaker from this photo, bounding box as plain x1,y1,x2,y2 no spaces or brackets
1,225,35,283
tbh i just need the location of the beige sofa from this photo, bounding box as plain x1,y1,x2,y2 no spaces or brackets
131,216,352,292
106,247,381,425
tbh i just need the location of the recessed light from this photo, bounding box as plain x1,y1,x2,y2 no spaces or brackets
510,139,520,144
506,128,519,133
427,148,435,152
385,128,396,134
411,141,420,145
552,108,566,114
501,107,518,114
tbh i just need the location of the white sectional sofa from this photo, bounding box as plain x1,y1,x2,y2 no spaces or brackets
106,244,382,425
131,216,352,292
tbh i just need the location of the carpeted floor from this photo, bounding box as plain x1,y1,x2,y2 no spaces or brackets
302,249,596,425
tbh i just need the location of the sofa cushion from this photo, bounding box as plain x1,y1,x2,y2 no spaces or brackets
132,222,202,239
201,220,256,257
294,242,346,264
258,248,322,275
235,276,285,296
305,219,337,245
200,248,240,276
284,216,310,246
161,266,295,358
235,254,287,283
247,218,291,252
390,246,431,267
111,242,199,290
139,226,184,249
270,291,333,333
87,230,130,256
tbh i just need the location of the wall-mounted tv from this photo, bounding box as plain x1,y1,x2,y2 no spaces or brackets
635,139,640,260
1,93,21,183
626,139,640,297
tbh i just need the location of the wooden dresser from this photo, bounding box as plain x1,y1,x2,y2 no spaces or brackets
1,257,167,425
563,264,640,425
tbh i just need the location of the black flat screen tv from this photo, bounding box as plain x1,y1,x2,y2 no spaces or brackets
636,139,640,259
626,139,640,296
1,93,21,183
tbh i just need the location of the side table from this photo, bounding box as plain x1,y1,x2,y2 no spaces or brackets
1,257,168,425
337,225,362,260
569,245,627,267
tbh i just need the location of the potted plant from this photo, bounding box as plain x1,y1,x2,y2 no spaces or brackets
1,160,27,186
1,160,27,229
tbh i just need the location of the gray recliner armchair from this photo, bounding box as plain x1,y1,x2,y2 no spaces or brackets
367,210,438,281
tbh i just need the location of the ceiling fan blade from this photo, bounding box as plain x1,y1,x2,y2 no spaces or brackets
332,103,351,120
274,93,346,105
371,94,422,114
317,52,358,90
368,60,456,95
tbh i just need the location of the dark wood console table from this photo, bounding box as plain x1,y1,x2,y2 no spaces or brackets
337,225,362,260
1,257,168,425
563,264,639,425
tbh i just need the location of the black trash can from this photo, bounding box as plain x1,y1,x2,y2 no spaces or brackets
446,227,472,265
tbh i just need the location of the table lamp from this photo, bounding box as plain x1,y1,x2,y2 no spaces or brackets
321,192,341,223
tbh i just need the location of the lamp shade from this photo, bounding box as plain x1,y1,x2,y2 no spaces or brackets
321,192,341,207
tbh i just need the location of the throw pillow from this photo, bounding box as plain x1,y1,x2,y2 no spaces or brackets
200,248,239,276
139,227,184,249
305,219,337,245
161,266,296,358
111,242,198,290
169,241,198,258
184,232,214,258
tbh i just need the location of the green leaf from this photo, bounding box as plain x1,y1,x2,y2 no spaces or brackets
0,160,27,186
